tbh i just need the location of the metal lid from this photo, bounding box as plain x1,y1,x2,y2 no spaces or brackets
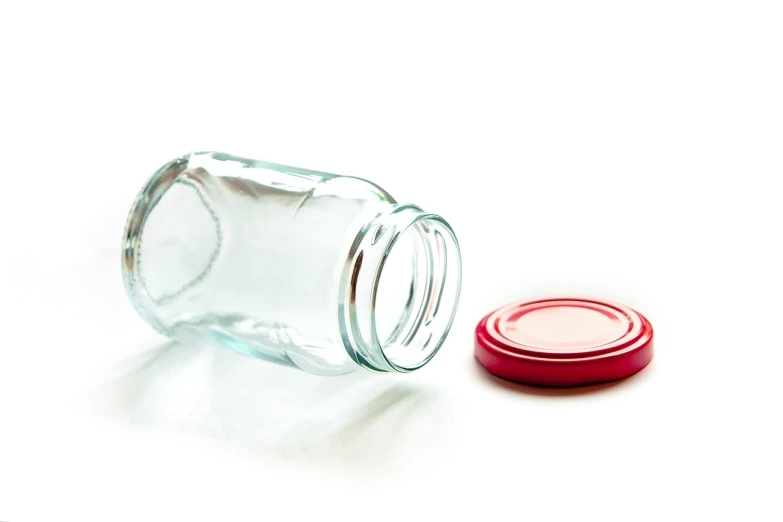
475,297,654,387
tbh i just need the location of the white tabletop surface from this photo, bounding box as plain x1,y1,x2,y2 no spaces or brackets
2,1,782,520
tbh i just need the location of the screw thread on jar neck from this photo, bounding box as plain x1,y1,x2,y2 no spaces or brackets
338,204,462,373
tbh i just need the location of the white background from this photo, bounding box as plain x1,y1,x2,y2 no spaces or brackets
1,1,782,520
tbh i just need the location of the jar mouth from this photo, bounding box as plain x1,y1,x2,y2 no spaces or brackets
339,205,462,373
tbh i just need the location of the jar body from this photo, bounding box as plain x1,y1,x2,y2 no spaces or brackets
122,152,461,375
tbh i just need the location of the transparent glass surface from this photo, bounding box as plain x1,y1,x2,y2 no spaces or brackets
122,152,461,375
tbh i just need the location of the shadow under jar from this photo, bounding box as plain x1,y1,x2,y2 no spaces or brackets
122,152,462,375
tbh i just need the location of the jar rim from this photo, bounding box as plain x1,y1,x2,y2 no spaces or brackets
338,204,462,373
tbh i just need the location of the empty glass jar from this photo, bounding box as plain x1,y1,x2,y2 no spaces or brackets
122,152,462,375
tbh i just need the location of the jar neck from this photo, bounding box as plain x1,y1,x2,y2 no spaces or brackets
338,204,462,373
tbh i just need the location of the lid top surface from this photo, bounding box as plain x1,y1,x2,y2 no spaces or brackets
498,300,631,352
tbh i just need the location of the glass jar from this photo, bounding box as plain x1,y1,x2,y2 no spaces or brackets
122,152,462,375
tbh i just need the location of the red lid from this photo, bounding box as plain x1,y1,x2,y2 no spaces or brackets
475,297,654,387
